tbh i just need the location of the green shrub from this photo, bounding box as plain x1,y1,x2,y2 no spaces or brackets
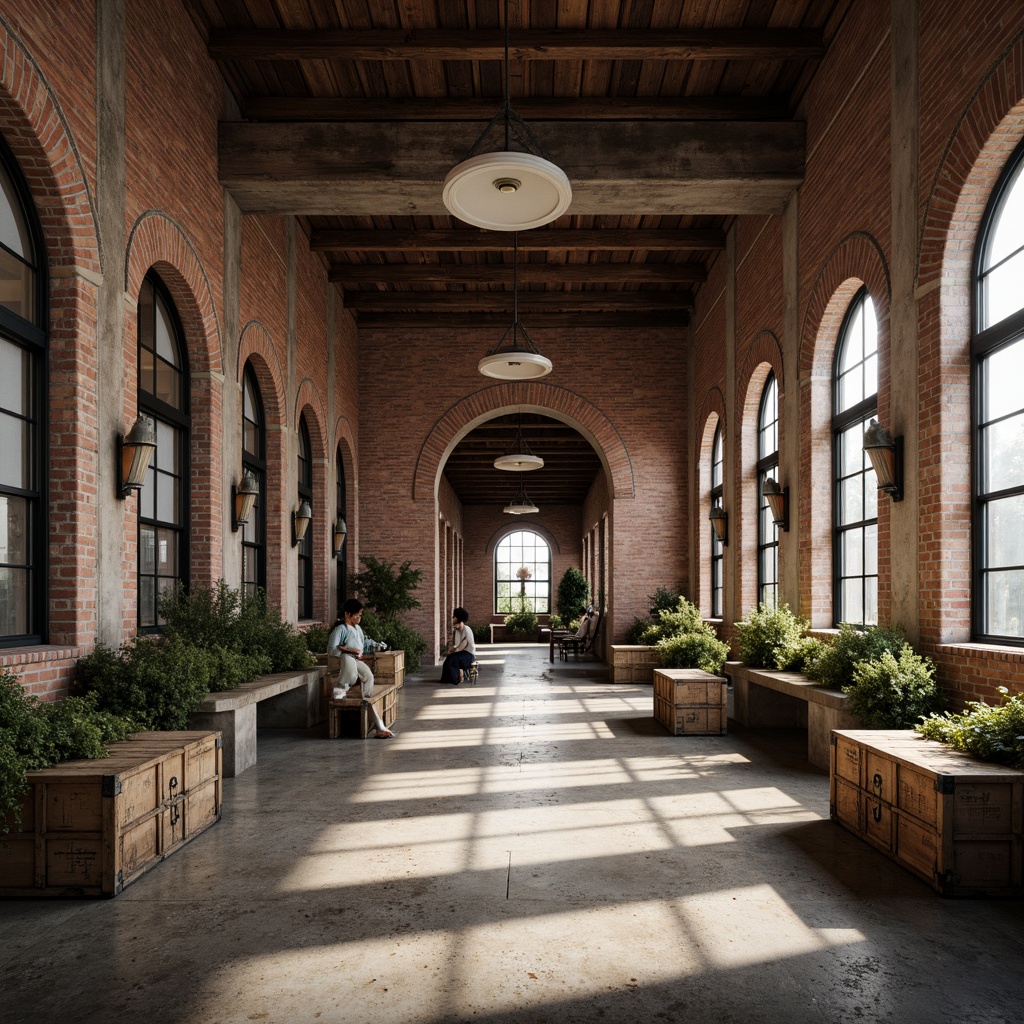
504,604,539,635
916,688,1024,768
624,617,652,645
648,585,686,618
736,602,811,670
1,671,133,832
223,589,313,672
359,609,427,673
548,613,565,631
556,567,590,622
843,644,943,728
302,624,332,654
803,622,906,691
351,556,422,622
656,630,730,674
472,622,491,645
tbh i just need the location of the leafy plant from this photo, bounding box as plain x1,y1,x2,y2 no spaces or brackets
358,609,428,672
916,688,1024,768
556,567,590,622
648,585,686,618
803,622,906,691
1,671,133,832
504,591,539,636
302,624,332,654
548,614,565,631
472,622,491,645
736,602,811,670
625,616,653,645
351,556,423,623
843,644,943,728
657,630,731,674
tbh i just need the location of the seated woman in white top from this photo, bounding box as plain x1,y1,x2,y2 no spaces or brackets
575,605,595,639
439,607,476,685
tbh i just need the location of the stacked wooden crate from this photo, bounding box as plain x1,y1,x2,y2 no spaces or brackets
609,645,660,683
831,729,1023,896
0,730,221,898
653,668,728,735
321,650,405,721
328,682,399,739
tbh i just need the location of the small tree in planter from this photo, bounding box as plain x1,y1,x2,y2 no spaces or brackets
351,556,428,670
504,592,539,639
556,566,590,622
735,602,820,671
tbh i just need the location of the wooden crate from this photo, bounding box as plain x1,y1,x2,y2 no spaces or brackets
653,668,728,736
830,729,1024,896
0,731,221,898
321,651,405,721
609,645,660,683
329,682,398,739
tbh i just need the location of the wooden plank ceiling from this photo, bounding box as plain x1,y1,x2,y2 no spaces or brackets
189,0,849,506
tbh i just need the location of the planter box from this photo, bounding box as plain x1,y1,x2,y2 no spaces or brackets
831,729,1023,897
610,645,660,683
653,668,728,736
0,730,221,898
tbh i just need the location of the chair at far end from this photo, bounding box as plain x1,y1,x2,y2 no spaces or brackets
559,611,602,662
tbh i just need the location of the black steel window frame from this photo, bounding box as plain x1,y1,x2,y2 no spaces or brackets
241,362,266,597
297,415,313,620
756,373,779,609
0,136,46,647
493,529,551,615
137,272,189,633
710,422,724,618
972,139,1024,644
832,287,878,627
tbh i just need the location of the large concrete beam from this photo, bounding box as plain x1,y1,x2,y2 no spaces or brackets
219,120,804,217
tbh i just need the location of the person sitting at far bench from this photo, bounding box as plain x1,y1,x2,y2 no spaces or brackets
440,607,476,685
329,598,394,738
575,605,595,639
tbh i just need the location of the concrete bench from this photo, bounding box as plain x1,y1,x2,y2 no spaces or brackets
727,662,860,771
188,667,324,777
328,681,399,739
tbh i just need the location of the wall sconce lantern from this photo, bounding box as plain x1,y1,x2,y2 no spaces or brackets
117,414,157,499
332,517,347,559
763,478,790,531
292,499,313,546
709,505,728,545
863,419,904,502
231,469,259,532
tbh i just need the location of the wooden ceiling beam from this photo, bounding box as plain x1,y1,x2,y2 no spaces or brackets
242,96,790,122
208,28,825,63
329,263,706,285
220,120,804,216
353,311,686,329
344,290,693,311
311,228,726,252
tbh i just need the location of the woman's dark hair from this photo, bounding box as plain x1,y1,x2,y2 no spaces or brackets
343,598,364,615
452,607,469,623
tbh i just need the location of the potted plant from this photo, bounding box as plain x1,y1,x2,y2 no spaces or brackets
504,591,539,641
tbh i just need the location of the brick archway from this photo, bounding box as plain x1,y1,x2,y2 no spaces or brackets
412,382,634,502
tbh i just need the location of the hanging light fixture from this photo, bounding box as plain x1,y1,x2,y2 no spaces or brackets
494,412,544,471
479,232,553,379
442,0,571,231
503,478,539,515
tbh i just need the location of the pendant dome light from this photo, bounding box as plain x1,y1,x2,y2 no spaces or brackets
442,0,571,231
493,411,544,471
478,231,553,380
503,477,540,515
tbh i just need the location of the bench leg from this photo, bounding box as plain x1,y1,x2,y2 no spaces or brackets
188,705,255,778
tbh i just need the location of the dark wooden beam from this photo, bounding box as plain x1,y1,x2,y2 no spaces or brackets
219,120,805,216
354,311,686,329
329,263,706,285
311,228,726,252
242,96,790,122
344,290,692,312
208,28,825,63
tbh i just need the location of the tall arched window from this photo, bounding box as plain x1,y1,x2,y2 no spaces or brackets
495,530,550,614
757,373,779,608
710,423,724,618
832,288,878,625
241,362,266,597
137,273,188,630
296,414,313,619
974,140,1024,643
0,142,45,645
336,444,347,610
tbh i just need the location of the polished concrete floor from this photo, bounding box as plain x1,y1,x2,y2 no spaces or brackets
2,644,1023,1024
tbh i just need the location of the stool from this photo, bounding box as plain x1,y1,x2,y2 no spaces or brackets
467,661,479,685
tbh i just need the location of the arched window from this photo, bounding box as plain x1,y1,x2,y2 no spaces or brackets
757,373,779,608
495,530,550,614
832,288,878,625
241,363,265,597
710,423,724,618
974,140,1024,642
296,414,313,619
336,444,347,609
0,141,45,645
137,273,188,630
